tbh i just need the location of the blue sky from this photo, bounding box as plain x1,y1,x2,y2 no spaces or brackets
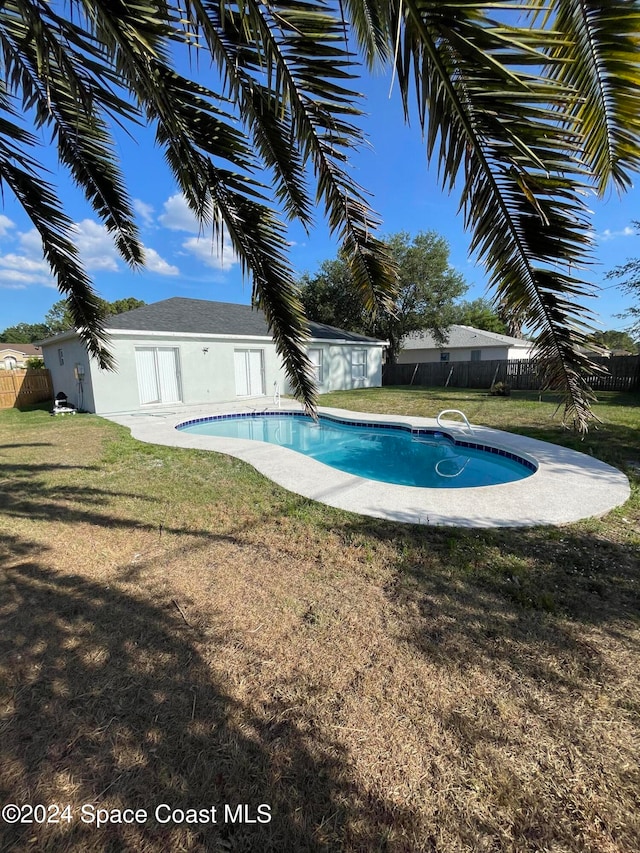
0,66,638,334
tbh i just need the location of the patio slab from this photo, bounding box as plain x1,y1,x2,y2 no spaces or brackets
102,400,631,528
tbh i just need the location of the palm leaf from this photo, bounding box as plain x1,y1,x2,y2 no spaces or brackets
1,0,144,264
350,0,626,430
531,0,640,193
0,109,112,365
181,0,398,313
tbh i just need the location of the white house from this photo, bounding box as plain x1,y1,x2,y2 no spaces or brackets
38,297,386,414
397,325,533,364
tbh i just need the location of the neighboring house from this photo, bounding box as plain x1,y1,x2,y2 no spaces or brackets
38,297,386,414
0,343,42,370
397,325,533,364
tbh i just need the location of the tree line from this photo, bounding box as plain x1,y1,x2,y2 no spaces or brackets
299,231,639,359
0,298,145,344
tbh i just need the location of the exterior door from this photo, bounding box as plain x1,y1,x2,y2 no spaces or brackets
135,347,181,405
234,349,265,396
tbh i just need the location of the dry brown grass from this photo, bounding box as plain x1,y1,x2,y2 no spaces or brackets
1,397,638,852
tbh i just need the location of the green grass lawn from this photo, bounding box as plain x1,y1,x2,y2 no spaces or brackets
1,390,638,852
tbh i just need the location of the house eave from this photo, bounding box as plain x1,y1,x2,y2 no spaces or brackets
40,327,387,347
36,330,80,347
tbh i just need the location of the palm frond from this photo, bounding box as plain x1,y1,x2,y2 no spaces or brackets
0,0,144,264
531,0,640,194
182,0,398,314
176,0,315,226
0,108,112,365
204,164,318,408
353,0,620,429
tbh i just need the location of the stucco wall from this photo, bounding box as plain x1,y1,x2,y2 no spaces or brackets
85,334,289,414
285,342,383,394
397,345,519,364
327,343,383,390
507,346,533,360
44,333,384,414
42,337,95,412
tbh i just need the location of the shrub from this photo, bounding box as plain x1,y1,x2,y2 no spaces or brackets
489,381,511,396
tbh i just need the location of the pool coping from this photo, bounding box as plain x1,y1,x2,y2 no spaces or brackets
102,400,631,528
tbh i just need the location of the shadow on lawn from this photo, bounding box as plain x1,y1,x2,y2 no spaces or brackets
0,459,238,544
326,516,640,850
0,537,406,853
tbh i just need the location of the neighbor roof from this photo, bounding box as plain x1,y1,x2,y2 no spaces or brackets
0,343,41,356
106,297,383,343
401,324,532,350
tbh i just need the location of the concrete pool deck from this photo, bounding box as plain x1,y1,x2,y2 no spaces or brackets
103,400,631,528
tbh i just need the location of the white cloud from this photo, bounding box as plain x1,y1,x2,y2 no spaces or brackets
0,252,49,273
133,199,155,228
0,276,27,289
142,246,179,276
1,221,122,287
0,221,119,288
0,268,51,286
159,194,201,233
600,226,636,242
0,217,180,288
0,215,15,237
18,228,45,255
70,220,121,271
0,242,52,286
182,235,239,271
158,193,240,274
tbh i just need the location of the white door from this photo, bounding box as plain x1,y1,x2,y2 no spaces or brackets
135,348,160,404
234,349,265,396
156,348,181,402
135,347,181,405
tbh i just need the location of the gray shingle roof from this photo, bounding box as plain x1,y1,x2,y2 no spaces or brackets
401,324,532,350
106,297,383,343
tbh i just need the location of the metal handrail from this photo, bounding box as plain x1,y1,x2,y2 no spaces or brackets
436,409,474,434
435,456,471,478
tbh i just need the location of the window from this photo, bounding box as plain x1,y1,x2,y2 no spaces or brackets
470,349,482,362
308,348,323,383
58,348,64,366
440,352,450,362
351,349,366,381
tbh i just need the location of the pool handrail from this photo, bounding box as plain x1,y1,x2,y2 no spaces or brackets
435,455,471,478
436,409,474,435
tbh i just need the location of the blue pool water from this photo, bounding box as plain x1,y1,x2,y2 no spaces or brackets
177,412,536,489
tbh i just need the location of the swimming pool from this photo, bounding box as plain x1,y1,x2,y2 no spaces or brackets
176,411,536,488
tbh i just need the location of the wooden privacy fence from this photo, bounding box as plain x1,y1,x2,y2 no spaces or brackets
383,355,640,393
0,369,54,409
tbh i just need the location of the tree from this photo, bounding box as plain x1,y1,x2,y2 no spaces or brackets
300,231,466,360
45,297,146,334
0,323,51,343
587,330,639,355
606,220,640,340
450,299,508,335
25,356,45,370
298,261,366,332
2,2,640,429
371,232,466,362
108,298,146,316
